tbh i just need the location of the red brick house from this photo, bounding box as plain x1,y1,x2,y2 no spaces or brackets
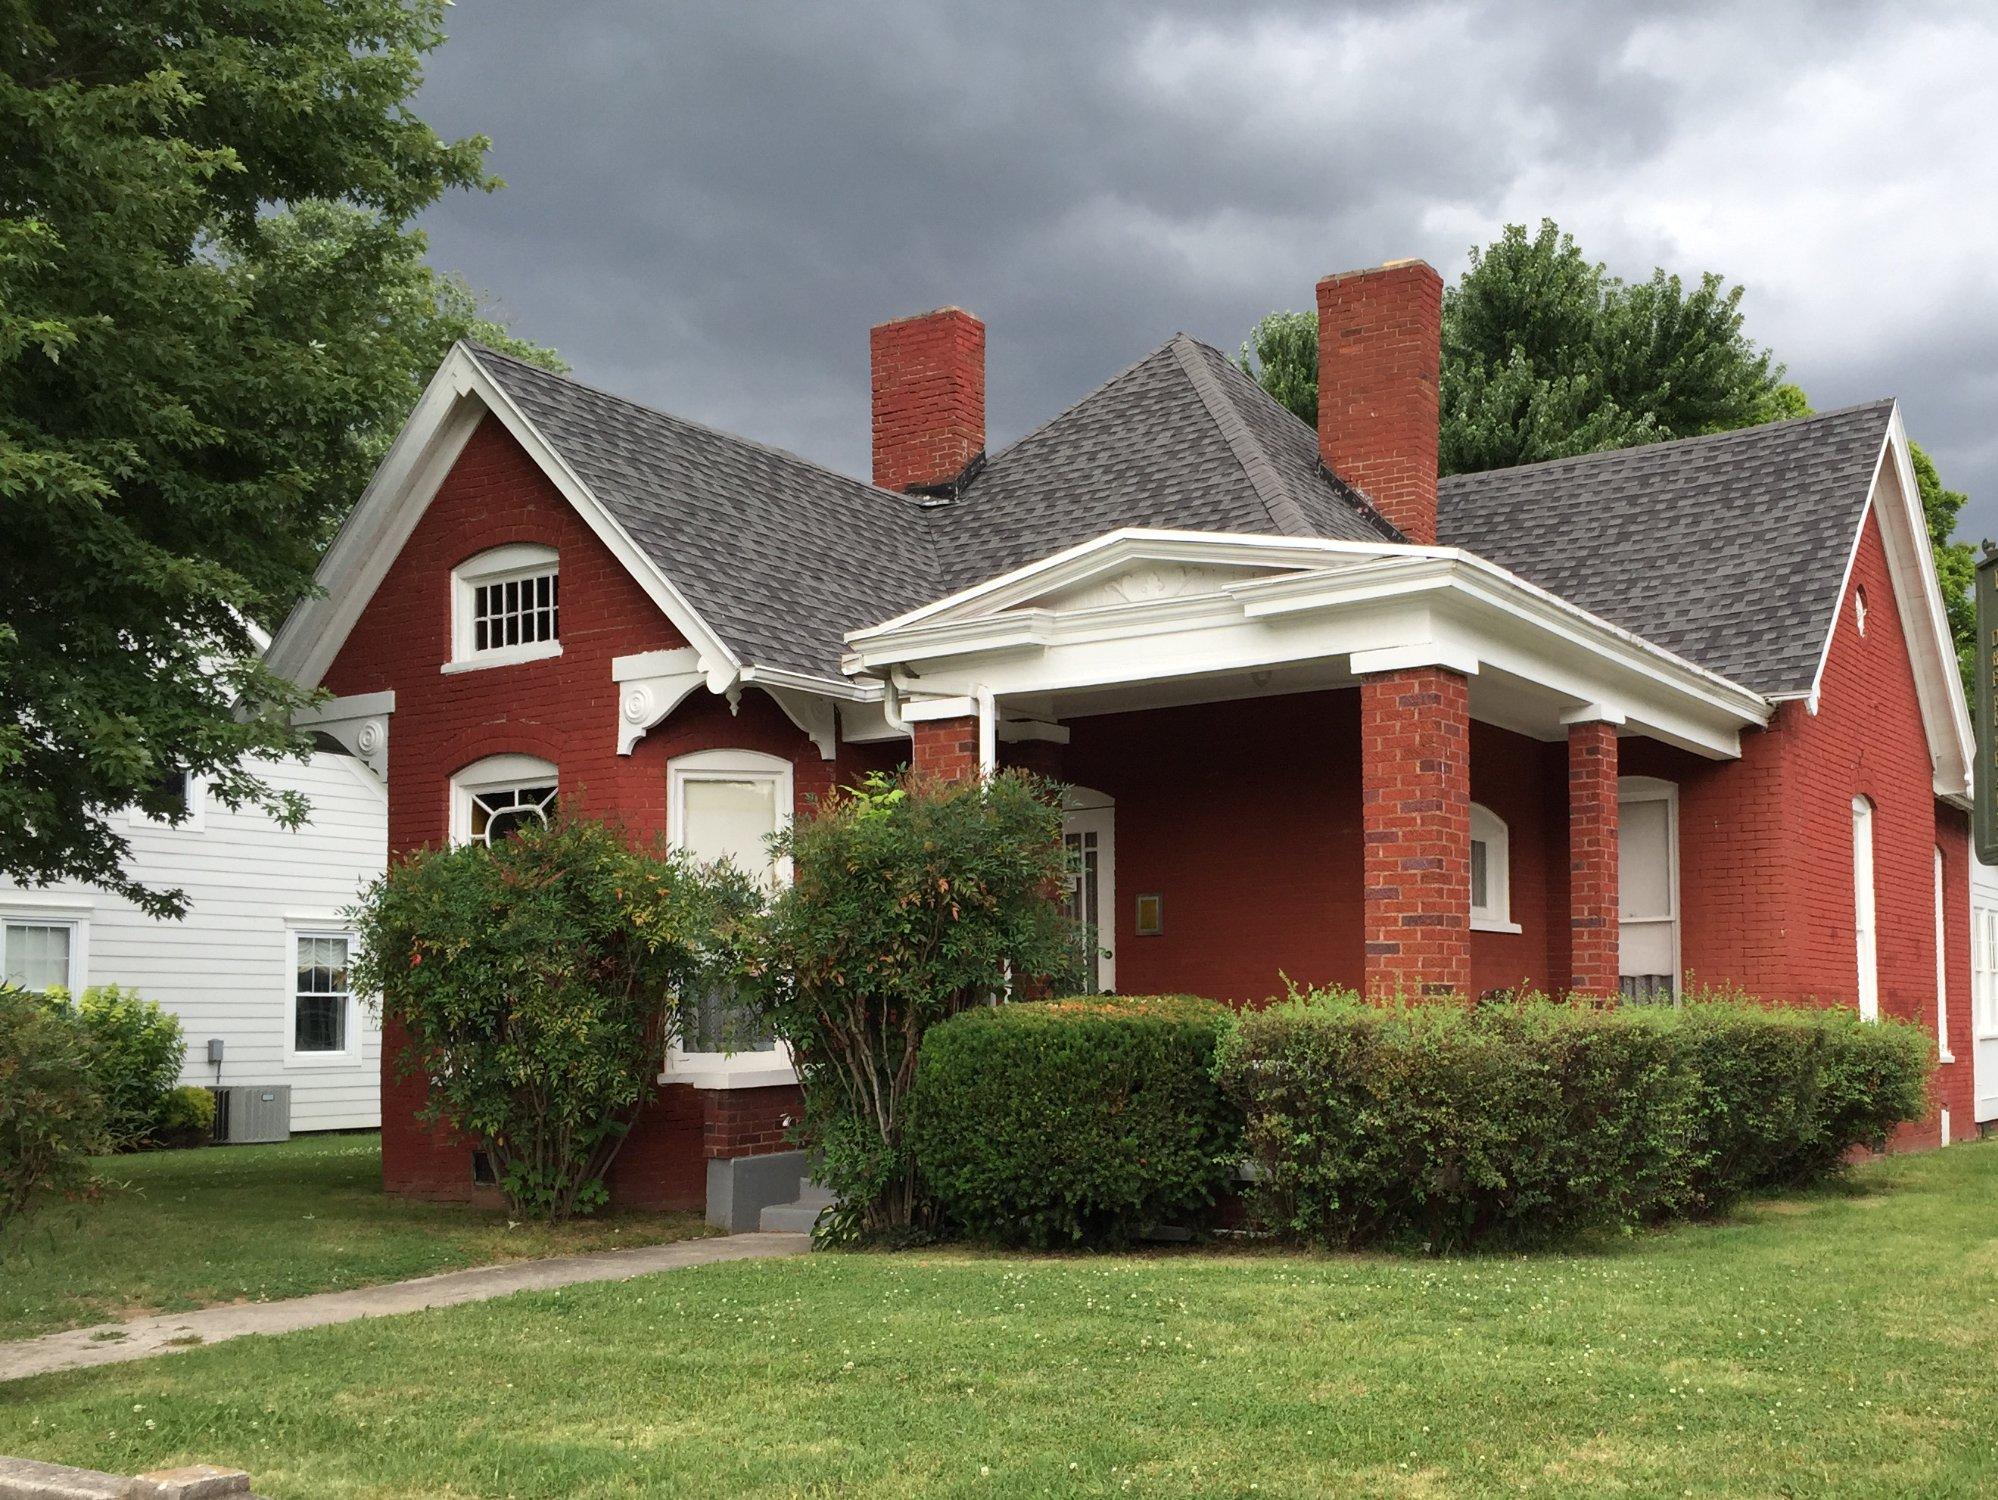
267,259,1983,1226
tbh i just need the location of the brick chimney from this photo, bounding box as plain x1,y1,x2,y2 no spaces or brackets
1316,259,1442,544
869,306,985,493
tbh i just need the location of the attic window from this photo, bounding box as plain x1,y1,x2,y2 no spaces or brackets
447,544,561,672
1854,585,1869,637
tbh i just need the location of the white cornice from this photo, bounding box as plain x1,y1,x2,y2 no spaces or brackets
842,532,1771,760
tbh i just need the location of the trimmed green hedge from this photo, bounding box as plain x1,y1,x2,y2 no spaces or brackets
1215,988,1933,1252
911,996,1240,1247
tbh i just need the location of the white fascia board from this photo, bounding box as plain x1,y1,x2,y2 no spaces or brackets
738,665,881,703
265,362,485,688
265,344,742,696
851,527,1423,638
1785,412,1973,796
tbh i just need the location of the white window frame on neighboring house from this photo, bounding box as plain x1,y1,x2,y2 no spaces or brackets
662,748,795,1089
129,769,206,832
1935,845,1953,1060
1469,802,1519,933
444,542,562,673
1853,795,1879,1021
449,753,560,846
284,922,363,1068
0,900,90,994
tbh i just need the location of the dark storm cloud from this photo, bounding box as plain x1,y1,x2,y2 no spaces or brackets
413,1,1998,533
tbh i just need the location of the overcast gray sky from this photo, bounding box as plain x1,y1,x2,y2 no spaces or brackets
413,1,1998,537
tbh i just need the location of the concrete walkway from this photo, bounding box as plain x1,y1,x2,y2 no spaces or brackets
0,1231,809,1383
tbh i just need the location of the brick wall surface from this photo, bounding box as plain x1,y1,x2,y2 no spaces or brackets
870,307,985,493
1359,667,1472,995
1316,261,1443,545
911,716,980,781
324,415,896,1205
1622,512,1969,1146
1567,719,1621,996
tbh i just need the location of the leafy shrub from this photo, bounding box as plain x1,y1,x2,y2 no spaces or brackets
761,770,1076,1242
1677,991,1932,1212
154,1085,216,1150
49,985,185,1150
352,817,760,1221
911,995,1241,1248
0,984,107,1253
1217,988,1694,1251
1216,987,1934,1251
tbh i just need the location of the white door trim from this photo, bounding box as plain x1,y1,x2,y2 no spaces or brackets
1062,790,1116,994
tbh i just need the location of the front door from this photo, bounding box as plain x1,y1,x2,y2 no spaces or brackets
1063,803,1116,993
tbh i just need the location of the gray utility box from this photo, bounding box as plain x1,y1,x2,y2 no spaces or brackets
211,1085,291,1144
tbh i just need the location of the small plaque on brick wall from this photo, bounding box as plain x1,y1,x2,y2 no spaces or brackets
1134,893,1164,936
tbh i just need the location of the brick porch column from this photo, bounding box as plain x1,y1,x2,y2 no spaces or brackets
1565,714,1621,998
1359,666,1471,997
911,716,980,781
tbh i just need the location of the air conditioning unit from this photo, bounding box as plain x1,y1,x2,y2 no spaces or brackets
210,1085,291,1144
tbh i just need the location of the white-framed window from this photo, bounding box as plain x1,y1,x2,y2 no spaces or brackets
1468,803,1518,933
1618,777,1680,1004
664,749,794,1088
286,925,361,1066
1,909,88,993
1854,584,1870,637
445,543,561,672
449,753,560,846
1853,795,1878,1021
1935,845,1953,1060
130,767,206,831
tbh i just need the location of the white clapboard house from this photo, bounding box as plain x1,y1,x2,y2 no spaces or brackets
1,743,387,1135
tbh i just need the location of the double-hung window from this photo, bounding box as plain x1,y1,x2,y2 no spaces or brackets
288,928,359,1063
2,915,84,993
447,544,561,671
664,749,793,1086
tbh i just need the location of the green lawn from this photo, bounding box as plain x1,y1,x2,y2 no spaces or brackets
0,1135,709,1340
3,1143,1995,1497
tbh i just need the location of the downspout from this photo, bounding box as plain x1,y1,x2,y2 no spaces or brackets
976,686,998,775
880,673,911,738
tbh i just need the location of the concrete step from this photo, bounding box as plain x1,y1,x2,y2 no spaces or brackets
758,1200,825,1233
757,1179,836,1233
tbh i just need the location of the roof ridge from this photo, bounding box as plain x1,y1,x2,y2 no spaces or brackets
1437,398,1896,488
972,337,1188,473
1167,334,1313,537
465,341,929,515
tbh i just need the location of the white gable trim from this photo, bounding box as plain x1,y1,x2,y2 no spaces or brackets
265,344,740,696
1774,407,1973,798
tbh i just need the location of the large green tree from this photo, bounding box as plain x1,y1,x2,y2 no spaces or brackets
0,1,550,917
1239,220,1972,683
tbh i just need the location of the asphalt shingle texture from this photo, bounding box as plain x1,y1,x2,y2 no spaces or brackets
930,335,1386,594
473,345,941,680
472,340,1890,701
1437,401,1894,697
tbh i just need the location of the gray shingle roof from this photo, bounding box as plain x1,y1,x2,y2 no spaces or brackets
1437,401,1894,697
471,338,1890,703
472,345,940,680
929,335,1389,593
